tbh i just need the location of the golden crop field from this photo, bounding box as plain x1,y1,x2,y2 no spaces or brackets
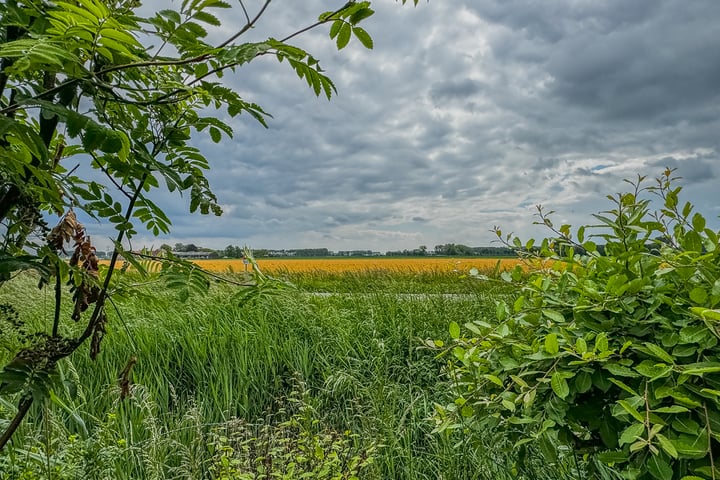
191,257,523,273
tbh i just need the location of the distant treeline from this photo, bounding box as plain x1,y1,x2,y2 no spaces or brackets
164,241,676,259
214,243,516,258
386,244,515,257
159,242,648,259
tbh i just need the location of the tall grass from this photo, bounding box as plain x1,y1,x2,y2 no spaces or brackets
1,271,578,479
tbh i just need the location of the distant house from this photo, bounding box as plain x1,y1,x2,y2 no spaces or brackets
267,250,298,257
172,251,212,259
338,250,374,257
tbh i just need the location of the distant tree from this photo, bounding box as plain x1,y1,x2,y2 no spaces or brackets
434,243,475,256
224,245,243,258
293,248,330,257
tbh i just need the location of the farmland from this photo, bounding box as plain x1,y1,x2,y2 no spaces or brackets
194,257,522,274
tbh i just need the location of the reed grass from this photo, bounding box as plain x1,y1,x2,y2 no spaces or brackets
1,271,579,479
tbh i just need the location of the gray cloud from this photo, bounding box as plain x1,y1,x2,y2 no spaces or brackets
106,0,720,251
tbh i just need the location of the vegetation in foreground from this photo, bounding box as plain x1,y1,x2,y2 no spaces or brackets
0,0,419,459
440,172,720,480
0,269,580,479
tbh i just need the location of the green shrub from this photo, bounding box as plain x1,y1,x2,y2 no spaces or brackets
438,171,720,479
207,378,375,480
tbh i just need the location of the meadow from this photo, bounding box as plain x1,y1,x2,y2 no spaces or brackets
0,265,581,479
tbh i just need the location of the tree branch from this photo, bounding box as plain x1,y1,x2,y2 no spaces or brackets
76,173,148,346
217,0,272,49
0,395,33,451
0,0,348,116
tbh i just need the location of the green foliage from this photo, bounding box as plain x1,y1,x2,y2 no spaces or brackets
0,269,564,479
0,0,420,448
208,379,375,480
438,171,720,479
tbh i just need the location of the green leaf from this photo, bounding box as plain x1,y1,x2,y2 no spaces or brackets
634,360,672,379
689,287,708,304
544,333,559,354
513,296,525,313
100,131,124,153
679,325,711,344
690,307,720,322
352,26,373,49
605,363,641,378
449,321,460,339
608,378,639,396
619,423,645,446
582,240,597,252
617,399,645,422
159,9,182,23
595,332,609,353
682,230,703,252
655,434,678,459
349,6,375,24
682,362,720,376
194,10,221,26
550,372,569,399
542,309,565,323
641,342,675,364
209,126,222,143
82,121,108,151
66,112,90,138
336,22,352,49
596,450,629,464
483,374,503,387
510,374,529,389
329,19,343,39
653,405,688,413
673,432,709,458
574,371,592,393
647,455,673,480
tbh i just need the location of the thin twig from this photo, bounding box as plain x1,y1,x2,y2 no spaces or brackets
0,396,33,451
88,151,133,201
704,403,716,480
238,0,251,24
279,2,351,44
77,174,147,345
52,273,61,337
217,0,272,49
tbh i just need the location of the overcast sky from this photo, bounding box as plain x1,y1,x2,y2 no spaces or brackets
106,0,720,252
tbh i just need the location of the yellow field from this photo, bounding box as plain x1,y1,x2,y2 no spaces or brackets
191,257,522,273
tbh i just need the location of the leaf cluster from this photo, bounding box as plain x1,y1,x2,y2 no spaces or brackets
438,171,720,479
0,0,418,449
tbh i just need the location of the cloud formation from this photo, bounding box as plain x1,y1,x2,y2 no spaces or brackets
112,0,720,252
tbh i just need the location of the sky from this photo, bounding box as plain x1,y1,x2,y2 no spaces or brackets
100,0,720,253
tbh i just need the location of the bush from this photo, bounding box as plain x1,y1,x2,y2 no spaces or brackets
208,378,375,480
437,171,720,479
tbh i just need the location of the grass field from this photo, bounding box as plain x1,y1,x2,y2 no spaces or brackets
0,268,581,479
